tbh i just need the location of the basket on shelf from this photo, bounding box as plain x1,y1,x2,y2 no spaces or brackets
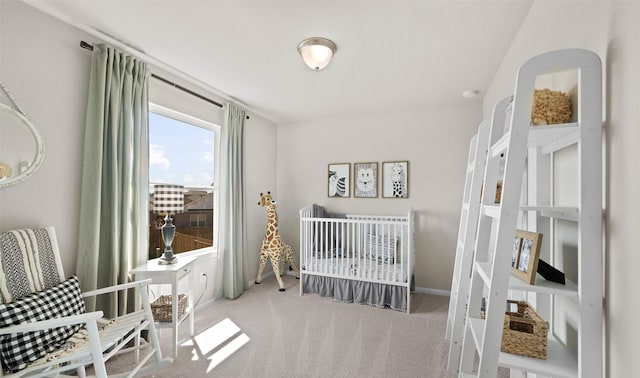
501,300,549,360
151,294,188,322
495,180,503,204
479,181,504,204
531,88,572,125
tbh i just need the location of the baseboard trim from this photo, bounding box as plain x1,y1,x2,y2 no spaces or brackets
195,297,218,311
414,286,450,297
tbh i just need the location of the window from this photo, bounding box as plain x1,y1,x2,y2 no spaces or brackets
148,105,219,259
190,214,207,228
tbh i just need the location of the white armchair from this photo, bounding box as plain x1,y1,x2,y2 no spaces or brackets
0,227,172,377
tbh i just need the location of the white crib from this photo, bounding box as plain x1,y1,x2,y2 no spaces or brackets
299,204,415,313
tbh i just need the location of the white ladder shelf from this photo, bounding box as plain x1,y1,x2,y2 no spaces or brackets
455,48,603,378
445,119,488,369
446,97,510,371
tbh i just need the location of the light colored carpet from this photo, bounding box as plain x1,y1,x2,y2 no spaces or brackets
105,275,504,377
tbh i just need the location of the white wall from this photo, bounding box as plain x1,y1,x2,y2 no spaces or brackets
276,103,482,291
0,1,278,303
0,0,92,277
484,1,638,376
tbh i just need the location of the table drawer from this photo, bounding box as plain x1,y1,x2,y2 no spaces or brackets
176,263,193,279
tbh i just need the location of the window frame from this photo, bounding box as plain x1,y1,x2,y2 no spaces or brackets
148,103,220,258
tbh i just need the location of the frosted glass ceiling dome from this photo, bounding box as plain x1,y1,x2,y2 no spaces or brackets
297,37,337,71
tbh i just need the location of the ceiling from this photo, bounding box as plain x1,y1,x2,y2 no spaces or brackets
24,0,533,124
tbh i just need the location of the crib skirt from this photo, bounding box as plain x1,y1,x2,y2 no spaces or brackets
302,274,407,312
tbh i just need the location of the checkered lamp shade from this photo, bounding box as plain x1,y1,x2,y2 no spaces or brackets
153,184,184,214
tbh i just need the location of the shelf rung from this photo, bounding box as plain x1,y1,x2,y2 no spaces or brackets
499,336,578,378
468,317,485,355
483,205,500,218
490,132,510,157
489,123,579,157
476,261,579,298
469,302,579,378
475,261,492,287
519,206,579,221
528,122,579,154
508,274,578,298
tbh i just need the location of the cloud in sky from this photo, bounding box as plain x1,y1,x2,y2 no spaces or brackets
149,112,215,187
150,144,170,169
200,173,214,186
202,151,214,162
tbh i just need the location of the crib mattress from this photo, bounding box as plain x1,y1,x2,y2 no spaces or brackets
301,257,409,283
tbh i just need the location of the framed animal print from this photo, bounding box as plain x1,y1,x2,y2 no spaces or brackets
328,163,350,198
512,230,543,285
354,162,378,198
382,161,409,198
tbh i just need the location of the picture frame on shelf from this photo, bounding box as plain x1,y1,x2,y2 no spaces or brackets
512,230,543,285
354,162,378,198
512,236,521,268
328,163,350,198
382,161,409,198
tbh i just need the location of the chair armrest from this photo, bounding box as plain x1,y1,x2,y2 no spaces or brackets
0,311,104,334
82,279,152,298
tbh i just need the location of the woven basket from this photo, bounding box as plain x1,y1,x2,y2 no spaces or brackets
495,180,503,204
531,88,572,125
501,300,549,360
151,294,188,322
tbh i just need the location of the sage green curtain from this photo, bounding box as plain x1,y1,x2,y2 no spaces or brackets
76,44,149,317
221,103,247,299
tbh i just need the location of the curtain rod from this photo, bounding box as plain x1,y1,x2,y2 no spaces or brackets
80,41,249,119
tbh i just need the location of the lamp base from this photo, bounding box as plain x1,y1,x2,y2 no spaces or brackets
158,254,178,265
159,214,178,265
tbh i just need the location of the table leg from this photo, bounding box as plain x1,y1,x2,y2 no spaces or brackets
189,292,195,336
172,280,178,359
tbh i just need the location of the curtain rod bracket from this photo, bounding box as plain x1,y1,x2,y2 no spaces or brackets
80,41,93,51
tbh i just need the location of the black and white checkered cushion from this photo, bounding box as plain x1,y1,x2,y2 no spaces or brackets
0,275,85,373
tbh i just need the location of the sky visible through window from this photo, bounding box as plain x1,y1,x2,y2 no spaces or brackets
149,112,215,188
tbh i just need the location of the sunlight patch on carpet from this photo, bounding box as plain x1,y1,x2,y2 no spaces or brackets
206,332,250,372
180,317,250,371
193,318,241,355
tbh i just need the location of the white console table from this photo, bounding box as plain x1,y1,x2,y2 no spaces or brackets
131,255,197,359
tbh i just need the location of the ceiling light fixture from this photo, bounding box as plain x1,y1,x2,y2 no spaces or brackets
297,37,337,71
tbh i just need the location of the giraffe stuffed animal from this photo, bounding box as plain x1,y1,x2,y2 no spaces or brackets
255,192,300,291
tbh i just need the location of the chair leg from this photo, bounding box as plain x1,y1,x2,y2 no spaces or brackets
134,330,141,363
86,321,108,378
139,285,164,362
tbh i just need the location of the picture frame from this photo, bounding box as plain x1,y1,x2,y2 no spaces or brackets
512,230,543,285
382,161,409,198
353,162,378,198
328,163,350,198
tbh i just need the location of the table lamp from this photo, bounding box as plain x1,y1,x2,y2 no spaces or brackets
154,184,184,265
